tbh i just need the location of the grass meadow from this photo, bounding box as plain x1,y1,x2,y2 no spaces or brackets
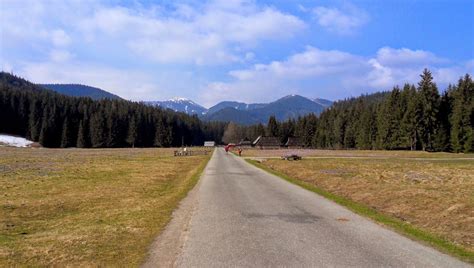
0,147,210,266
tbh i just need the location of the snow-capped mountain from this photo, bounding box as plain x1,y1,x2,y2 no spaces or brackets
144,95,333,123
144,97,207,115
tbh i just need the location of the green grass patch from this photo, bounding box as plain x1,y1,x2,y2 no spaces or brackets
246,159,474,264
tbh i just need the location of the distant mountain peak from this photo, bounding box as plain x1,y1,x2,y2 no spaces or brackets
279,94,305,100
144,94,333,123
170,97,191,102
203,95,333,125
144,98,207,115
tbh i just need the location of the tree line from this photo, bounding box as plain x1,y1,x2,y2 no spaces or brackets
1,70,472,152
224,69,472,152
0,72,226,148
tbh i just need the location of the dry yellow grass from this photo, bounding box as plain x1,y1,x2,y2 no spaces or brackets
256,153,474,253
0,147,210,266
242,148,474,159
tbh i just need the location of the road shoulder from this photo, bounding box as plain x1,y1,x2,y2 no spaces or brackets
245,158,474,264
141,150,213,267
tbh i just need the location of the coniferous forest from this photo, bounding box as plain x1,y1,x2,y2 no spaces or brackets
221,69,474,153
1,70,473,152
298,69,473,152
0,72,226,148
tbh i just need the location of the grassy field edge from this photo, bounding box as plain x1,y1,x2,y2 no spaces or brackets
139,150,213,264
245,159,474,264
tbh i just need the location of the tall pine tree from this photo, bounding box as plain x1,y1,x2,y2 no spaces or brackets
417,69,440,151
267,116,279,136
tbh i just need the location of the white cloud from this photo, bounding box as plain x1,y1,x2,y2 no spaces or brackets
375,47,446,67
313,4,369,34
3,1,304,65
50,29,71,47
244,52,255,61
49,49,73,62
2,1,471,105
366,47,454,88
206,46,471,103
78,2,305,64
1,1,94,46
366,58,395,88
230,46,366,80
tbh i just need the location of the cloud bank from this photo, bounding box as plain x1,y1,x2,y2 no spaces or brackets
202,46,472,105
1,0,472,107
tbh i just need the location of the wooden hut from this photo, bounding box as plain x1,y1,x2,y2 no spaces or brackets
238,138,253,148
252,136,281,149
285,137,303,149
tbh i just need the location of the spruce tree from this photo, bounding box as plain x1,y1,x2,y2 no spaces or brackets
39,106,56,147
356,105,376,149
401,85,421,150
417,69,440,151
127,116,138,147
267,116,279,136
376,88,404,149
60,118,70,148
256,123,266,136
77,120,86,148
433,91,452,151
28,99,41,141
450,74,474,152
154,117,166,147
89,113,106,148
303,114,317,147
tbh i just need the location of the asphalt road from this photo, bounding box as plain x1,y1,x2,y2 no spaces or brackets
174,148,469,267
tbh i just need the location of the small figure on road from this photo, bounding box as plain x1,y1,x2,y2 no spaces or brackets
238,148,242,157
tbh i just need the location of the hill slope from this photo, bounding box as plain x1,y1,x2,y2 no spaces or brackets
202,95,331,125
145,98,207,115
203,107,261,125
207,101,266,115
40,84,122,100
0,72,216,148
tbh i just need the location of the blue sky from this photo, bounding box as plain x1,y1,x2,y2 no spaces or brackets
1,0,473,107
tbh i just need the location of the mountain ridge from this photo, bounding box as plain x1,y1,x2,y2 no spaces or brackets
36,79,333,125
202,95,332,125
40,84,122,100
144,98,207,115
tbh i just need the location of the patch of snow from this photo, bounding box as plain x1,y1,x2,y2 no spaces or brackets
0,134,34,147
170,97,190,102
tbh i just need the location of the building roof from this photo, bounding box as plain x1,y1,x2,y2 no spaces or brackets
285,137,302,147
253,136,281,147
239,140,252,146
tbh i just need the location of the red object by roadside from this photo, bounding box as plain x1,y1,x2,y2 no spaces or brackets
225,143,236,152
